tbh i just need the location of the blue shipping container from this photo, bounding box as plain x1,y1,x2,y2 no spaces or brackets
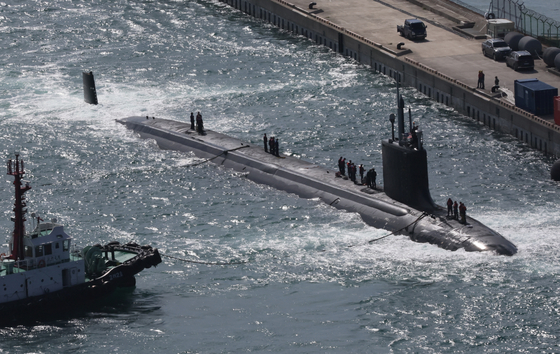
514,79,558,116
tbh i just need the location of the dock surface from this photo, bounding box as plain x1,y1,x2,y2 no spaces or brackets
287,0,560,121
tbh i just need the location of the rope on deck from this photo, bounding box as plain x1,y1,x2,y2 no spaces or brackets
343,212,429,249
188,145,250,167
365,212,428,244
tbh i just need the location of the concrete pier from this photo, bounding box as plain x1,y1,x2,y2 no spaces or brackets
220,0,560,156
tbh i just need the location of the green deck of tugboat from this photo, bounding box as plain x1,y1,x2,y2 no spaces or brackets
102,249,140,265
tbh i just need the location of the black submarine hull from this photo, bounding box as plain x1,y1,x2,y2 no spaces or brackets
117,116,517,256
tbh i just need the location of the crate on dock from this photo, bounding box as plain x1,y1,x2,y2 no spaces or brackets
514,79,558,116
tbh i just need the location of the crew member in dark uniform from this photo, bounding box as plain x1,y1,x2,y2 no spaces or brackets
196,112,203,134
447,198,453,217
411,123,418,149
371,168,377,189
341,158,346,176
359,164,365,184
269,136,274,155
263,133,268,153
275,138,279,157
459,202,467,224
453,201,458,220
190,112,195,130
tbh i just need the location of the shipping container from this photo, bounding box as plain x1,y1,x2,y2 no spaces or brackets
555,96,560,125
514,79,558,116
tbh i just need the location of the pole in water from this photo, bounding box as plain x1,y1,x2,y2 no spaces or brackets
83,71,98,105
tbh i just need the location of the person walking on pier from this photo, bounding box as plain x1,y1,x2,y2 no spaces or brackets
190,112,195,130
459,202,467,224
477,70,485,89
447,198,453,217
453,201,459,220
263,133,268,153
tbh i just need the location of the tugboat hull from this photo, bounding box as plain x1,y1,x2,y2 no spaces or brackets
0,242,161,325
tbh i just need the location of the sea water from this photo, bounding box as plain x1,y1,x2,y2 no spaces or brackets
1,0,560,352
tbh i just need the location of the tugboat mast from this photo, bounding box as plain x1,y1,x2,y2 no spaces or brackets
7,155,31,260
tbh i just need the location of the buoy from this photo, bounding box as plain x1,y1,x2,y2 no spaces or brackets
551,159,560,181
543,47,560,67
518,36,542,58
504,32,524,51
83,71,98,105
555,54,560,71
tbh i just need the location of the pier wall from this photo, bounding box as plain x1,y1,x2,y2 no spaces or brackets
221,0,560,156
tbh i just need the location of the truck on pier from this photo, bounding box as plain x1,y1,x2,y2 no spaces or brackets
397,19,427,40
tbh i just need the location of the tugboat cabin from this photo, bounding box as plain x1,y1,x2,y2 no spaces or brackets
22,222,73,268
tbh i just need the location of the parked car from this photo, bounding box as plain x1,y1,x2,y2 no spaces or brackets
506,50,535,71
481,38,511,60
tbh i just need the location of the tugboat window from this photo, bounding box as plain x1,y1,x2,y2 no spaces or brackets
44,243,52,255
55,242,60,249
63,240,70,251
35,245,44,257
25,246,33,258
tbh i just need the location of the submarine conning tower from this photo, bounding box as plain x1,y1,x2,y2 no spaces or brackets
382,87,437,213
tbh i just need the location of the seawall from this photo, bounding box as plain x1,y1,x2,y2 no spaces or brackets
218,0,560,157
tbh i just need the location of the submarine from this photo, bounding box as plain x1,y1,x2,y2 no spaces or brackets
116,91,517,256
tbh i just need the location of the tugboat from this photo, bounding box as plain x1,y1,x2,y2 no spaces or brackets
0,155,162,323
